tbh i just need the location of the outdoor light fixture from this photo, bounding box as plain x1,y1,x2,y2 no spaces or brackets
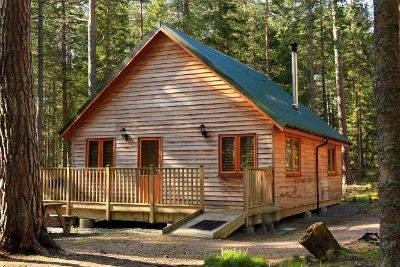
199,124,207,138
120,128,128,140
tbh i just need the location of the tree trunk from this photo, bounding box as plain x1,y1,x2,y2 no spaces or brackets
104,1,111,76
88,0,96,97
320,1,328,123
37,0,44,165
139,0,143,41
299,222,341,259
265,0,269,75
374,0,400,265
356,81,363,182
182,0,189,33
307,0,316,112
331,0,350,184
62,0,69,167
0,0,56,254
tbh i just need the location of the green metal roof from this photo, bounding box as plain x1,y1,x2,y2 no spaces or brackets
60,22,348,144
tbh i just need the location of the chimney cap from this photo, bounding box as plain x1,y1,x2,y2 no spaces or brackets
291,42,298,52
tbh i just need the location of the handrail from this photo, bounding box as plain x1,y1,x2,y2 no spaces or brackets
243,167,274,222
41,165,205,222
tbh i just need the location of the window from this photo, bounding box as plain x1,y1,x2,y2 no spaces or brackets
86,139,114,167
219,134,256,174
285,137,300,175
328,147,336,175
139,138,162,168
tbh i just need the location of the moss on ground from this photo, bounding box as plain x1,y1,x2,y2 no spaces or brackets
274,241,379,267
342,183,378,203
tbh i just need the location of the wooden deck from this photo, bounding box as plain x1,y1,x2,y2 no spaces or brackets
41,166,204,223
41,166,280,236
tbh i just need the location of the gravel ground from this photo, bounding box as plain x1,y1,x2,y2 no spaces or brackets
0,202,380,267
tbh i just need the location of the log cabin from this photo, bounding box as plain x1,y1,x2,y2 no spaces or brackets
42,22,349,238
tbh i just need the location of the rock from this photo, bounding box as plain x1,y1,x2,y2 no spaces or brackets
358,232,380,245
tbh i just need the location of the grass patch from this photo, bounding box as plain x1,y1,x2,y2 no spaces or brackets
204,249,267,266
342,183,378,203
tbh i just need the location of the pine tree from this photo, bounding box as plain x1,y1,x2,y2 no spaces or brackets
0,0,56,253
374,0,400,265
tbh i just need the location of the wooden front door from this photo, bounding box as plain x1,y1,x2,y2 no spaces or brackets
138,138,162,203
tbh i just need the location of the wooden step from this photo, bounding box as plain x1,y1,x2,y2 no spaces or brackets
167,209,245,238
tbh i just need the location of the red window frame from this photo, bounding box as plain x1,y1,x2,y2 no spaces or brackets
285,136,301,176
327,146,337,176
85,138,115,167
218,134,257,175
138,137,163,168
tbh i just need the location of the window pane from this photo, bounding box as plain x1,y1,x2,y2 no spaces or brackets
327,149,331,172
293,140,299,172
88,141,98,167
103,141,114,167
222,137,235,172
141,140,160,167
331,148,335,172
285,139,292,172
240,136,254,171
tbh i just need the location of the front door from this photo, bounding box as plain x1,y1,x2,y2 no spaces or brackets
138,138,162,203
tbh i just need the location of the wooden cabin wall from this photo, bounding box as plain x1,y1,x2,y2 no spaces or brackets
70,32,274,208
273,128,342,217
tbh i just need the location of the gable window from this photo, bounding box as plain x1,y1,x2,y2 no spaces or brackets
327,147,336,175
86,139,114,167
219,134,256,174
286,137,300,175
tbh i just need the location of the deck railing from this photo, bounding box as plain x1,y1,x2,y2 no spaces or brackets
243,167,274,216
41,166,204,222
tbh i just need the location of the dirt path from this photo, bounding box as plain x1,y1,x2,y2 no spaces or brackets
0,203,380,267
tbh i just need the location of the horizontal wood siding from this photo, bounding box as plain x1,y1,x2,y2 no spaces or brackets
273,128,342,214
71,32,273,207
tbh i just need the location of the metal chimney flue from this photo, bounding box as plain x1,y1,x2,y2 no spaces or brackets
291,42,299,110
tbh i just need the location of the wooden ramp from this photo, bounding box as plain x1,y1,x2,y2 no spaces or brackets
164,209,246,239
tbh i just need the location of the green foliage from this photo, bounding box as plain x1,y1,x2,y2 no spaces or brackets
342,184,378,203
204,249,267,267
30,0,377,170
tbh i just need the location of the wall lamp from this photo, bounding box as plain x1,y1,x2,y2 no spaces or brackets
120,128,128,140
199,124,207,138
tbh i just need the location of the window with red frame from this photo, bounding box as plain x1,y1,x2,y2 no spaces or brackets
86,139,114,167
327,147,336,175
285,137,300,175
219,134,256,174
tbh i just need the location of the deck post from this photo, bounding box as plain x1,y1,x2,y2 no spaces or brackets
105,165,111,221
200,165,205,211
243,166,250,227
149,167,155,223
66,164,71,215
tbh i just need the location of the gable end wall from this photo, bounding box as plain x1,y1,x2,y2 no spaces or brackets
70,32,274,208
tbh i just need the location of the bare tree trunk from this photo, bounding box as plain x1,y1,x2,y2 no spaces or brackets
331,0,350,184
37,0,44,164
265,0,269,75
104,1,111,76
62,0,69,167
307,0,316,112
140,0,143,41
182,0,189,33
374,0,400,265
0,0,56,254
88,0,96,96
320,0,328,122
356,81,363,181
